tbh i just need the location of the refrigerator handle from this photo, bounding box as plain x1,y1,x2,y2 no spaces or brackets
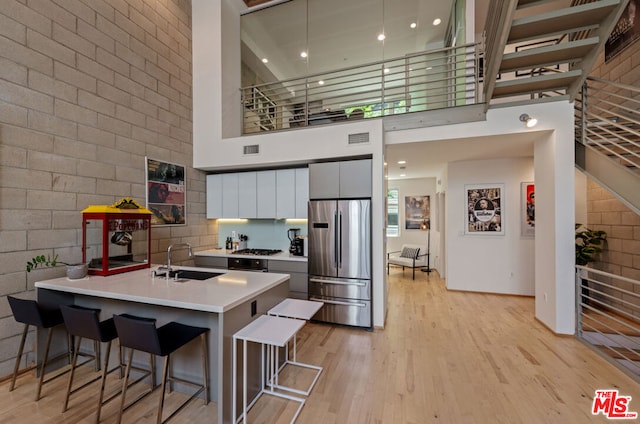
334,210,339,268
337,210,342,268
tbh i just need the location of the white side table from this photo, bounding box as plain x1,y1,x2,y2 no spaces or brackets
267,299,324,396
232,315,306,424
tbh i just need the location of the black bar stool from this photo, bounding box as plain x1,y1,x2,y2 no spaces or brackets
60,305,126,423
113,314,209,424
7,295,69,401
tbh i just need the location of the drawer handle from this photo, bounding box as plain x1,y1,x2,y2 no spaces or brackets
310,297,367,308
309,278,366,287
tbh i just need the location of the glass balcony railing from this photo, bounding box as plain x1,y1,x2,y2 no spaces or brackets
241,42,483,134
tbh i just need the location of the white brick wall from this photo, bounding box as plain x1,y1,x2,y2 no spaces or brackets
0,0,217,376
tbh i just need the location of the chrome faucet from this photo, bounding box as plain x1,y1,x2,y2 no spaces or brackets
166,242,193,275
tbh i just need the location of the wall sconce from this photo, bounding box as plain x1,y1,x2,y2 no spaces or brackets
519,114,538,128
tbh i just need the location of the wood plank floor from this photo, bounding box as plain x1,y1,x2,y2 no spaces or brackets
2,269,640,423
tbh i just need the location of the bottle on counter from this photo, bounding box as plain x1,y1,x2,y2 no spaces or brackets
225,237,232,250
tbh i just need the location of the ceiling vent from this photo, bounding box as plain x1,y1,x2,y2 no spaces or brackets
348,132,370,144
243,144,260,155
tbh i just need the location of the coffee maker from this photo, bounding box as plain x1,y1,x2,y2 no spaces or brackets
287,228,304,256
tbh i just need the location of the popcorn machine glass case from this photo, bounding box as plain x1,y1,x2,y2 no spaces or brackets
82,198,152,276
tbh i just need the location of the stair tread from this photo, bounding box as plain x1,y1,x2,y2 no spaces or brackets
509,0,620,43
596,345,640,361
500,37,599,73
493,70,582,98
582,307,640,337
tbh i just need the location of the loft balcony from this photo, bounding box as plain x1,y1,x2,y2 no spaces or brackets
240,43,486,135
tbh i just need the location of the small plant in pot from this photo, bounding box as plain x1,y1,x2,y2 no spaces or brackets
26,254,88,280
575,224,607,305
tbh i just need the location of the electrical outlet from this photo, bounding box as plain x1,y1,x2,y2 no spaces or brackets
231,230,236,238
544,293,548,302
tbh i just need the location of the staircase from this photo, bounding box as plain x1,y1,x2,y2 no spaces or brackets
575,76,640,214
483,0,630,107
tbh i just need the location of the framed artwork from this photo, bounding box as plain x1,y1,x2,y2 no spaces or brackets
521,182,535,237
405,195,430,230
515,39,560,77
145,157,186,226
465,184,504,235
605,0,640,62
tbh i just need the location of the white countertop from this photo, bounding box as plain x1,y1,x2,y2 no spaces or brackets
195,248,308,262
35,266,290,313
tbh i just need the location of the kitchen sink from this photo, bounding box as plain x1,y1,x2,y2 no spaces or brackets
155,269,224,281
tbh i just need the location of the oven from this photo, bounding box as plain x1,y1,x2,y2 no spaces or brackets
227,257,268,272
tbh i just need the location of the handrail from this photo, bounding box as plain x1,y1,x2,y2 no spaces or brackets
576,76,640,174
240,42,482,134
243,43,481,91
575,265,640,381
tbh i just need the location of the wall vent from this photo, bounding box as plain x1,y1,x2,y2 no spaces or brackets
348,132,370,144
243,144,260,155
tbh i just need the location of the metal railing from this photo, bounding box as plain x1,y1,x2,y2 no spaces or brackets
240,43,483,134
576,265,640,380
575,76,640,174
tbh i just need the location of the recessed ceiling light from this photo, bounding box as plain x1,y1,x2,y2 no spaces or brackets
300,51,308,58
384,68,390,74
377,33,386,41
261,58,268,63
410,22,417,29
400,173,406,177
397,160,406,164
433,18,441,26
318,80,324,85
426,66,432,70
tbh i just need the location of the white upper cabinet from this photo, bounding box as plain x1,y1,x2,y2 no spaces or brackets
276,169,296,218
206,167,309,219
295,168,309,218
238,172,257,218
221,173,239,218
309,159,371,199
256,170,276,218
206,174,223,219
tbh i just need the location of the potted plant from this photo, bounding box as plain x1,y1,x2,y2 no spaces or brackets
26,254,88,280
575,224,607,305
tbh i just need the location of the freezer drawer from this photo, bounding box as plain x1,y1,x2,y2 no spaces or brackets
308,295,371,328
309,276,370,300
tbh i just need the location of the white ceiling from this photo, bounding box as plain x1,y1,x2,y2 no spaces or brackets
241,0,456,81
385,131,539,181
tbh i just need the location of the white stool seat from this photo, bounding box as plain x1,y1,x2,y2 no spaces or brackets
267,299,323,396
232,315,306,424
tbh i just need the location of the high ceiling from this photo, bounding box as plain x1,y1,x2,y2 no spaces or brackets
241,0,455,82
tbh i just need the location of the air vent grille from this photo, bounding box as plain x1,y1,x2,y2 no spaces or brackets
348,132,370,144
243,144,260,155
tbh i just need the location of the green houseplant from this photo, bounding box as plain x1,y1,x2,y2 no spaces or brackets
575,224,607,266
575,224,607,305
26,254,88,279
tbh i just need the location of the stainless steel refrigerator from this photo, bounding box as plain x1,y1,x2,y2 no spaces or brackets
308,199,372,328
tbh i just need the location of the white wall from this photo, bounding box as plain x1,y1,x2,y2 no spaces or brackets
387,178,441,274
387,101,576,334
447,157,535,295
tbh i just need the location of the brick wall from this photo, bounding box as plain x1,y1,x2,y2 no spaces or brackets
0,0,217,377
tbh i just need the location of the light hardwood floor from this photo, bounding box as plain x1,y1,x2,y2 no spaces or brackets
2,268,639,423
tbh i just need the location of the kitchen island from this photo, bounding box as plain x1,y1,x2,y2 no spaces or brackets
35,266,290,424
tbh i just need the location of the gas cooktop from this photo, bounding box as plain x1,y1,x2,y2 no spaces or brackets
232,248,282,256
